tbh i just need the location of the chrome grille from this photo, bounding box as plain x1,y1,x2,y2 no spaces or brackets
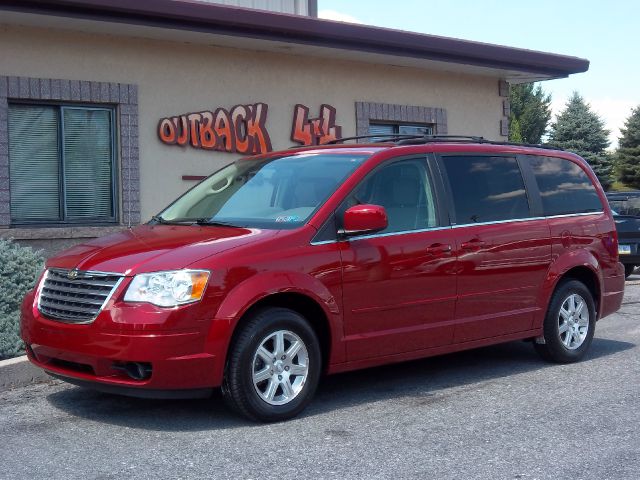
38,269,123,323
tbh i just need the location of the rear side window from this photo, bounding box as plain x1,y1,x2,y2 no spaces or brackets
441,156,530,224
527,156,603,216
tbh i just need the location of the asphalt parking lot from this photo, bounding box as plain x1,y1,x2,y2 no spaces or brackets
1,277,639,480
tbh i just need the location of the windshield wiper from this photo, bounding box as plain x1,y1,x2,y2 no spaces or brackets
193,218,242,228
151,215,170,224
151,215,202,225
152,216,241,227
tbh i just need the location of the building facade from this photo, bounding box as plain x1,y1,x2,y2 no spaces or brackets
0,0,588,255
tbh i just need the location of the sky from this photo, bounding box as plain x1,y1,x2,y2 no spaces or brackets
318,0,639,148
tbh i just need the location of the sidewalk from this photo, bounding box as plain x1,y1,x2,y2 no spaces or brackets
0,355,50,391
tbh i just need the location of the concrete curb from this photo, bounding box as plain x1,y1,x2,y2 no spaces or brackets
0,355,50,391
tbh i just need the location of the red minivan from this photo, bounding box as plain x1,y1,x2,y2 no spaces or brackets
21,137,625,421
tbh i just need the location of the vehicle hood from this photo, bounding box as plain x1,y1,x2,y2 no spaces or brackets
614,215,640,236
47,224,279,275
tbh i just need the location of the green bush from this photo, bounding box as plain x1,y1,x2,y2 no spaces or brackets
0,238,44,360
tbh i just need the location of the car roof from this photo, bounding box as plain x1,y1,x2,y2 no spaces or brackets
248,140,576,162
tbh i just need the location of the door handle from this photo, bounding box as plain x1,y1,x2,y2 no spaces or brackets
425,243,452,256
460,238,485,252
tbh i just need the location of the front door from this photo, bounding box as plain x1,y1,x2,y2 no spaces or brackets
339,157,457,361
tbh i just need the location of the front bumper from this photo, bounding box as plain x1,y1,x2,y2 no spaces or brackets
20,290,220,394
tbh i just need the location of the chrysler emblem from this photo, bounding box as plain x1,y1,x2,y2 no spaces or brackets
67,270,79,280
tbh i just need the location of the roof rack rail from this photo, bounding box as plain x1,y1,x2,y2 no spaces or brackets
396,135,485,145
324,133,562,150
326,134,424,144
473,139,561,150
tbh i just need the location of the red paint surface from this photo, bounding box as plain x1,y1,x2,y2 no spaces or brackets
342,204,388,234
21,143,625,394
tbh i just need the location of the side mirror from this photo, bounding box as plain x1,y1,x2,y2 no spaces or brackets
342,204,388,237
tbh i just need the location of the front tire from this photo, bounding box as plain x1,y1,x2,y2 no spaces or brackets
534,280,596,363
222,307,321,422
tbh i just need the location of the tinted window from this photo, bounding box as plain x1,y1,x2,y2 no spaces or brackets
442,156,530,224
607,195,640,217
528,156,603,216
344,159,438,234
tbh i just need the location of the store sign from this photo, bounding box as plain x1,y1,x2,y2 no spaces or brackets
290,104,342,146
158,103,272,155
158,103,342,155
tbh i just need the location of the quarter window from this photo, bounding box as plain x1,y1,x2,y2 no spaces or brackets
441,156,530,224
527,156,602,216
8,104,117,224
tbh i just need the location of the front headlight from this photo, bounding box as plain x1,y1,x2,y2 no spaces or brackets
124,270,210,307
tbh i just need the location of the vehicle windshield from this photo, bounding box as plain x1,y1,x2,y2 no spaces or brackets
157,152,369,229
608,195,640,217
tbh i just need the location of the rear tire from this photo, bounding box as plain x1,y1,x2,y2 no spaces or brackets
221,307,321,422
624,264,636,279
534,280,596,363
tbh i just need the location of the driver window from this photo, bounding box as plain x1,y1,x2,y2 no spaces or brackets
346,159,437,234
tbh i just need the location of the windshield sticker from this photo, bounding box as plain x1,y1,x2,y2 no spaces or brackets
275,215,300,223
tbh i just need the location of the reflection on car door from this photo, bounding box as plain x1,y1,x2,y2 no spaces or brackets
439,155,552,342
339,158,457,361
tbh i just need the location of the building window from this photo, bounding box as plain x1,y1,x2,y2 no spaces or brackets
369,122,434,141
355,101,448,141
0,76,140,232
8,104,117,224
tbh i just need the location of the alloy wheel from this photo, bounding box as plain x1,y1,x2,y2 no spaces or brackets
252,330,309,406
558,293,589,350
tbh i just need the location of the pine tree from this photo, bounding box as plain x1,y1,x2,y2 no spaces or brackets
549,92,612,188
508,83,552,144
616,106,640,189
508,116,524,143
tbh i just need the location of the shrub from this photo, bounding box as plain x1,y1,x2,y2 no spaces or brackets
0,238,44,360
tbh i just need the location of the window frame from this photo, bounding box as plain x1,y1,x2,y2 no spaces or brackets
355,101,448,140
311,154,448,244
8,100,119,226
520,154,604,218
436,152,535,226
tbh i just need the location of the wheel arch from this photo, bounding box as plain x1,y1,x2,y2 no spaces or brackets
206,271,344,386
558,265,601,314
228,292,334,374
539,259,603,329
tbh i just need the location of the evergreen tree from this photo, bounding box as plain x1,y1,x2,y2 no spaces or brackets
508,83,552,144
549,92,613,188
508,116,523,143
616,106,640,189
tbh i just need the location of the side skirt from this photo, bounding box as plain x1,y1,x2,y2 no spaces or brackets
327,328,543,375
